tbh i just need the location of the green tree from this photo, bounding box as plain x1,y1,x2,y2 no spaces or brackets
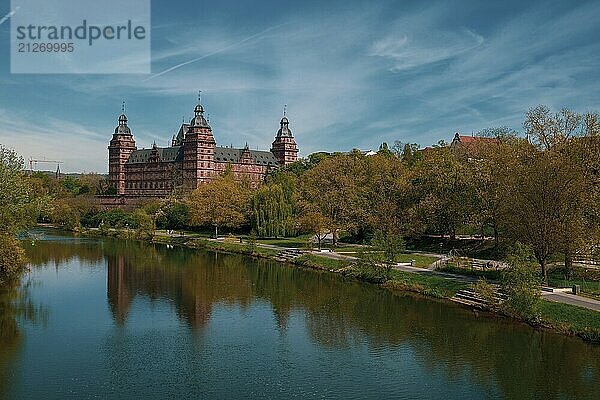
413,147,476,240
371,229,405,265
297,153,367,245
0,146,43,277
132,209,155,240
156,201,189,230
251,183,295,238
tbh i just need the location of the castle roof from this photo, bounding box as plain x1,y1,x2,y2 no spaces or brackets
276,116,293,138
126,146,183,164
214,146,279,166
125,145,279,166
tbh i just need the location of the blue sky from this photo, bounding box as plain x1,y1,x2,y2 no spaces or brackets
0,0,599,172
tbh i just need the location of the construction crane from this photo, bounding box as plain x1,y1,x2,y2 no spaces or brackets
28,158,64,178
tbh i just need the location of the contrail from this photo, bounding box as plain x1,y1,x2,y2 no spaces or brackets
144,23,284,81
0,6,19,27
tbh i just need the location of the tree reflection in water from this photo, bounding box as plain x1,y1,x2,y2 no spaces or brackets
19,234,600,399
0,273,48,397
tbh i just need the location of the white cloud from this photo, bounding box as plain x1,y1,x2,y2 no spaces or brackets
370,27,484,71
0,109,108,173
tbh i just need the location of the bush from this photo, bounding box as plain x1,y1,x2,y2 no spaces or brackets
350,247,392,283
501,244,541,321
473,278,500,308
245,232,258,254
0,235,27,277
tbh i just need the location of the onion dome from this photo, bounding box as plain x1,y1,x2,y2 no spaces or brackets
277,116,292,137
114,113,131,134
190,102,211,129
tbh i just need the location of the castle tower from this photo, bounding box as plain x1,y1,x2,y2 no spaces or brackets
183,96,216,189
108,109,136,194
271,111,298,166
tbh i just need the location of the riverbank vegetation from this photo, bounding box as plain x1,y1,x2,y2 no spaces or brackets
0,146,46,281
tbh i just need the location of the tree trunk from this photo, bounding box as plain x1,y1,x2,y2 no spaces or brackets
493,227,499,248
564,249,573,280
540,259,548,284
214,225,218,239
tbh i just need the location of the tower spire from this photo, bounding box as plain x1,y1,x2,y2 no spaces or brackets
122,101,125,114
283,104,287,117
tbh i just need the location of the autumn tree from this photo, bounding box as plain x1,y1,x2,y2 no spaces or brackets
187,174,251,238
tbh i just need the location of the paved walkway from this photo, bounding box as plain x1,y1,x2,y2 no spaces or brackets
541,292,600,311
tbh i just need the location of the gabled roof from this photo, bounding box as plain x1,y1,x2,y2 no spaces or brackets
451,133,499,146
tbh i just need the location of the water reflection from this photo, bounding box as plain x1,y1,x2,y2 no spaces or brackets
0,275,48,398
18,233,600,399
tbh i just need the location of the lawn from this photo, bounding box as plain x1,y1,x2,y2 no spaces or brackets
547,275,600,299
294,254,350,271
539,300,600,340
385,269,468,298
396,253,439,268
254,235,312,248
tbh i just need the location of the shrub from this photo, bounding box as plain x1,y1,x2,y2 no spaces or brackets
351,247,392,283
473,278,500,308
501,243,541,321
0,235,27,277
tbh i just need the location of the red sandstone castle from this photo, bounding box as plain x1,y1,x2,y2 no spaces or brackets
108,99,298,196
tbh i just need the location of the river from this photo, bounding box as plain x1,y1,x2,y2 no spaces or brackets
1,230,599,399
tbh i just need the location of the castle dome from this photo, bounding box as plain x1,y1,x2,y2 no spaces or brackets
277,115,292,137
190,102,211,129
115,113,131,134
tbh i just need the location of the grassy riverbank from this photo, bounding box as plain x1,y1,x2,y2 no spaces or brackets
73,227,600,344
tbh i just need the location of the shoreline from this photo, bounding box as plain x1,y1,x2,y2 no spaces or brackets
38,225,600,344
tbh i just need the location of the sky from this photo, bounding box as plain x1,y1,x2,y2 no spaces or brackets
0,0,599,173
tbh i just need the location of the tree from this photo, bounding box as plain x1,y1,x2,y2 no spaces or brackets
297,209,331,250
132,209,155,240
187,174,251,238
371,229,405,265
513,106,600,281
251,183,295,238
363,154,422,239
297,153,368,245
468,129,517,245
524,105,582,150
413,147,476,240
0,146,43,277
501,142,574,282
156,201,189,230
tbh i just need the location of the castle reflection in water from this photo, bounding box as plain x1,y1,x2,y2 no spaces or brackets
17,233,600,400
